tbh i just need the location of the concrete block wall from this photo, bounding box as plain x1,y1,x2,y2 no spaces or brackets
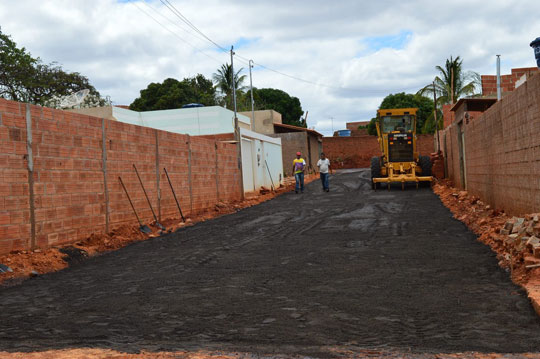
0,99,242,255
442,73,540,215
270,132,309,176
440,125,463,188
307,135,322,171
322,134,435,169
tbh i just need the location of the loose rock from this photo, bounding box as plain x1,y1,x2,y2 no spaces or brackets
0,264,13,273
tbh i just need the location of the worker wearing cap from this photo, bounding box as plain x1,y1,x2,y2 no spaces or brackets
292,151,306,193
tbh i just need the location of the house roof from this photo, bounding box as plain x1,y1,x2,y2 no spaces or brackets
273,123,322,137
450,98,497,112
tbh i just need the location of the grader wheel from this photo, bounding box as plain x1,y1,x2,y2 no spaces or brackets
370,157,381,190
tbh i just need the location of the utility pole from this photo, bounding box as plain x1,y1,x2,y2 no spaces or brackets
450,67,454,104
248,59,255,131
231,46,244,200
496,55,501,101
331,117,334,135
432,82,440,152
231,46,238,121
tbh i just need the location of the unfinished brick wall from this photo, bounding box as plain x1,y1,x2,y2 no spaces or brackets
442,73,540,215
322,134,435,169
0,99,242,255
481,67,539,97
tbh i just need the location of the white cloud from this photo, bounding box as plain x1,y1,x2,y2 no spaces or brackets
1,0,539,137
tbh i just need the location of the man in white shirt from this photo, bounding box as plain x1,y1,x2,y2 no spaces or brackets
317,152,331,192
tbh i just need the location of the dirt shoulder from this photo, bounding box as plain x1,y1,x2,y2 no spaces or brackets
2,348,540,359
432,180,540,316
0,174,318,286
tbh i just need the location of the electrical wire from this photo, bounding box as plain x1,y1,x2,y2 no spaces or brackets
130,1,225,65
137,0,419,95
141,1,213,48
159,0,229,53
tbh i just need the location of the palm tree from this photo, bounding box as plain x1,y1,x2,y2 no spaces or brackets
212,63,247,109
418,56,480,106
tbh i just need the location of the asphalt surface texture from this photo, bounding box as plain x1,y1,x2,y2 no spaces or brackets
1,169,540,357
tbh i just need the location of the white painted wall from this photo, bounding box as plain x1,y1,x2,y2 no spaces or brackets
112,106,250,136
240,128,283,192
241,138,255,193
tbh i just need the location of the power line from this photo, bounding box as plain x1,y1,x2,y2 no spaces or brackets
156,0,252,67
139,0,420,95
141,1,213,48
130,1,225,65
159,0,229,53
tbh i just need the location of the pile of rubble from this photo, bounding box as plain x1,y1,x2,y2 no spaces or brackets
433,181,540,316
499,216,540,268
430,151,445,179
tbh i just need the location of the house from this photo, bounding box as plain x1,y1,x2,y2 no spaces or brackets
450,98,498,125
441,67,538,128
240,110,323,176
71,105,251,135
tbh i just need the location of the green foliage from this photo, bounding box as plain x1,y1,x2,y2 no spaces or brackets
421,109,444,134
0,28,104,106
367,118,378,135
130,74,216,111
377,92,434,133
252,88,305,127
417,55,480,106
212,63,246,109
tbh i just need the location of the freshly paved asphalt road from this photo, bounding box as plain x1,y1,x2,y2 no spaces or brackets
1,169,540,357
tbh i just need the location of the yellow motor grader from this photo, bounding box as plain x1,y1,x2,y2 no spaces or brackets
371,108,432,190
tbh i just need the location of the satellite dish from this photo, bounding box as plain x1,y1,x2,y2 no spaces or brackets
57,89,90,109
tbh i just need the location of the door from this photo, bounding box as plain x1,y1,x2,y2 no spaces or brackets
241,138,255,192
254,140,265,189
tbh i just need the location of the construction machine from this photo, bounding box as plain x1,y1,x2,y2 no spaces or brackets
371,108,432,190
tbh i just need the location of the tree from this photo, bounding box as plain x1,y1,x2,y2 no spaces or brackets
130,74,217,111
0,28,36,102
252,88,305,127
375,92,434,133
0,28,104,106
367,117,378,136
421,109,444,134
212,63,246,109
417,56,480,106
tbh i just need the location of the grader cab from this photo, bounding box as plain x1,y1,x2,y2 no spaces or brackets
371,108,432,190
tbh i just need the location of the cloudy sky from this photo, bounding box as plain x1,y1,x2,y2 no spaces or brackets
1,0,539,135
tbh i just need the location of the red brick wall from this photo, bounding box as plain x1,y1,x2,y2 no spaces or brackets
442,104,455,128
0,99,242,255
322,134,435,169
0,102,30,254
442,73,540,215
481,67,539,97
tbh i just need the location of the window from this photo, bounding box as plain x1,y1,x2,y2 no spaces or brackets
381,115,413,133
